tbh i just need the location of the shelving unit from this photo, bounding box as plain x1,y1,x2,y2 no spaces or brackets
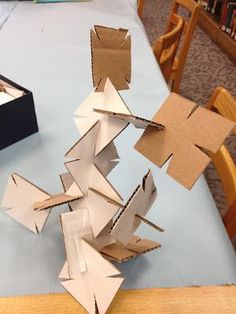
196,2,236,62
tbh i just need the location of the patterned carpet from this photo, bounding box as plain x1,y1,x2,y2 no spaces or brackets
142,0,236,247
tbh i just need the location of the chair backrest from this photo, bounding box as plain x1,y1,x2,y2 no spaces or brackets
153,15,184,82
167,0,200,92
206,87,236,240
137,0,144,19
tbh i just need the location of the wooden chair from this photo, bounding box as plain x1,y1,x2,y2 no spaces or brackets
153,15,184,82
206,87,236,241
137,0,144,19
158,0,200,93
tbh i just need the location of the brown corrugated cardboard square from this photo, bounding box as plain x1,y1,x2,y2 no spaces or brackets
134,92,236,190
91,25,131,91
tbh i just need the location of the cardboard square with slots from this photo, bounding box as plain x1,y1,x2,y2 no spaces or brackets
60,239,124,314
74,79,130,154
134,93,236,190
91,25,131,91
110,170,157,245
1,173,51,233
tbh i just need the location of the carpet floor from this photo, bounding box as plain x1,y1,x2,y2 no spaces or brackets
142,0,236,247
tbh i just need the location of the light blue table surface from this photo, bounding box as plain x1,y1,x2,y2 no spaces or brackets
0,0,235,297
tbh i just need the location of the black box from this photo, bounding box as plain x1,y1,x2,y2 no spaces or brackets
0,75,38,150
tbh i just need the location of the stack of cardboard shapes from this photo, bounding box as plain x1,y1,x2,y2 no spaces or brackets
100,235,161,263
1,173,83,233
59,239,124,314
74,79,131,155
110,170,158,245
134,92,236,190
91,25,131,91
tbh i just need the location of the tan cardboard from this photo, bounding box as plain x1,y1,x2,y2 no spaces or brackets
1,173,51,233
74,79,130,154
111,170,157,245
60,239,123,314
91,25,131,91
100,235,161,263
134,93,236,189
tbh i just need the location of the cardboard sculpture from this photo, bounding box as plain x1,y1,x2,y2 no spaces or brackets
91,25,131,91
134,92,236,189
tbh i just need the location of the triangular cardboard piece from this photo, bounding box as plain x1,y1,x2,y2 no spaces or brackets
61,239,123,314
74,79,130,154
60,172,74,193
110,170,157,245
134,93,236,189
61,209,115,278
33,192,82,211
65,121,119,177
91,25,131,91
65,160,122,203
100,235,161,263
1,173,51,233
93,108,165,130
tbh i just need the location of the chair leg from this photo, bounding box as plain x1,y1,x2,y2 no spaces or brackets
223,199,236,241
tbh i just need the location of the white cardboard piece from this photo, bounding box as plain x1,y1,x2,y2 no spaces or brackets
1,173,51,233
60,239,123,314
111,170,157,245
74,79,130,155
61,209,115,277
65,121,119,177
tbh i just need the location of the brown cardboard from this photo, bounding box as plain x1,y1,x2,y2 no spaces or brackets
33,191,82,211
110,170,157,245
1,173,51,233
100,235,161,263
74,79,130,155
60,239,123,314
93,108,166,130
91,25,131,91
134,93,236,189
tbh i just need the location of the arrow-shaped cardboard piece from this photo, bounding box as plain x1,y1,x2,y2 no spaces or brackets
60,239,123,314
110,170,157,245
1,173,51,233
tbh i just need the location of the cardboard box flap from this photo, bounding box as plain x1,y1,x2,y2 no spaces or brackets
1,173,51,233
110,170,157,245
74,79,129,155
61,239,123,314
134,92,235,189
91,25,131,91
93,108,165,130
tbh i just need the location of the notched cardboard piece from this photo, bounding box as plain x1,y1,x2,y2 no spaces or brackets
1,173,51,233
134,92,236,189
93,108,166,130
110,170,157,245
100,235,161,263
91,25,131,91
74,79,130,154
60,239,123,314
